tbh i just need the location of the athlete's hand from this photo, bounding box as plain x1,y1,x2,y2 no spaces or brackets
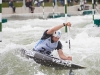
67,56,72,61
66,22,71,27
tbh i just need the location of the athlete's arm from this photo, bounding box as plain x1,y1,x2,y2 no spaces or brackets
56,41,72,60
57,49,72,60
47,22,71,35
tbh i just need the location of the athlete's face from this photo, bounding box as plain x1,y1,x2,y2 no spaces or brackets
52,36,59,42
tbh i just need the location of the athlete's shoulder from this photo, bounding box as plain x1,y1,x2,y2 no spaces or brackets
58,41,62,46
56,41,62,50
41,30,52,40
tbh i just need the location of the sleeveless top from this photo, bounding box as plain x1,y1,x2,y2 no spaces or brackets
34,37,58,55
33,30,62,55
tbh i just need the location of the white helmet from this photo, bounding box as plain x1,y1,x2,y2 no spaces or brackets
53,30,61,38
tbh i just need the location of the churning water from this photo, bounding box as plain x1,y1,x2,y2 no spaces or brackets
0,14,100,75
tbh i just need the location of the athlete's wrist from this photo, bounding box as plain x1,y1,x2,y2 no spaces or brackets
63,23,66,26
63,22,71,27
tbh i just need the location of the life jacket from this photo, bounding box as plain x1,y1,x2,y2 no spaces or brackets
34,37,58,55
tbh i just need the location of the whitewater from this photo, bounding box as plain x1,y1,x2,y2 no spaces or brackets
0,14,100,75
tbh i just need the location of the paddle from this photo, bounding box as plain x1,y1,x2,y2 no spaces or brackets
68,26,74,75
68,26,71,52
69,69,74,75
64,0,73,74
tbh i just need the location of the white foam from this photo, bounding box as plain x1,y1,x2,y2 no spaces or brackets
1,15,100,75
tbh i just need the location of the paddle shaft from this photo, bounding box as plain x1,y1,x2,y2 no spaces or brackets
69,39,71,49
69,69,74,75
68,27,71,50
